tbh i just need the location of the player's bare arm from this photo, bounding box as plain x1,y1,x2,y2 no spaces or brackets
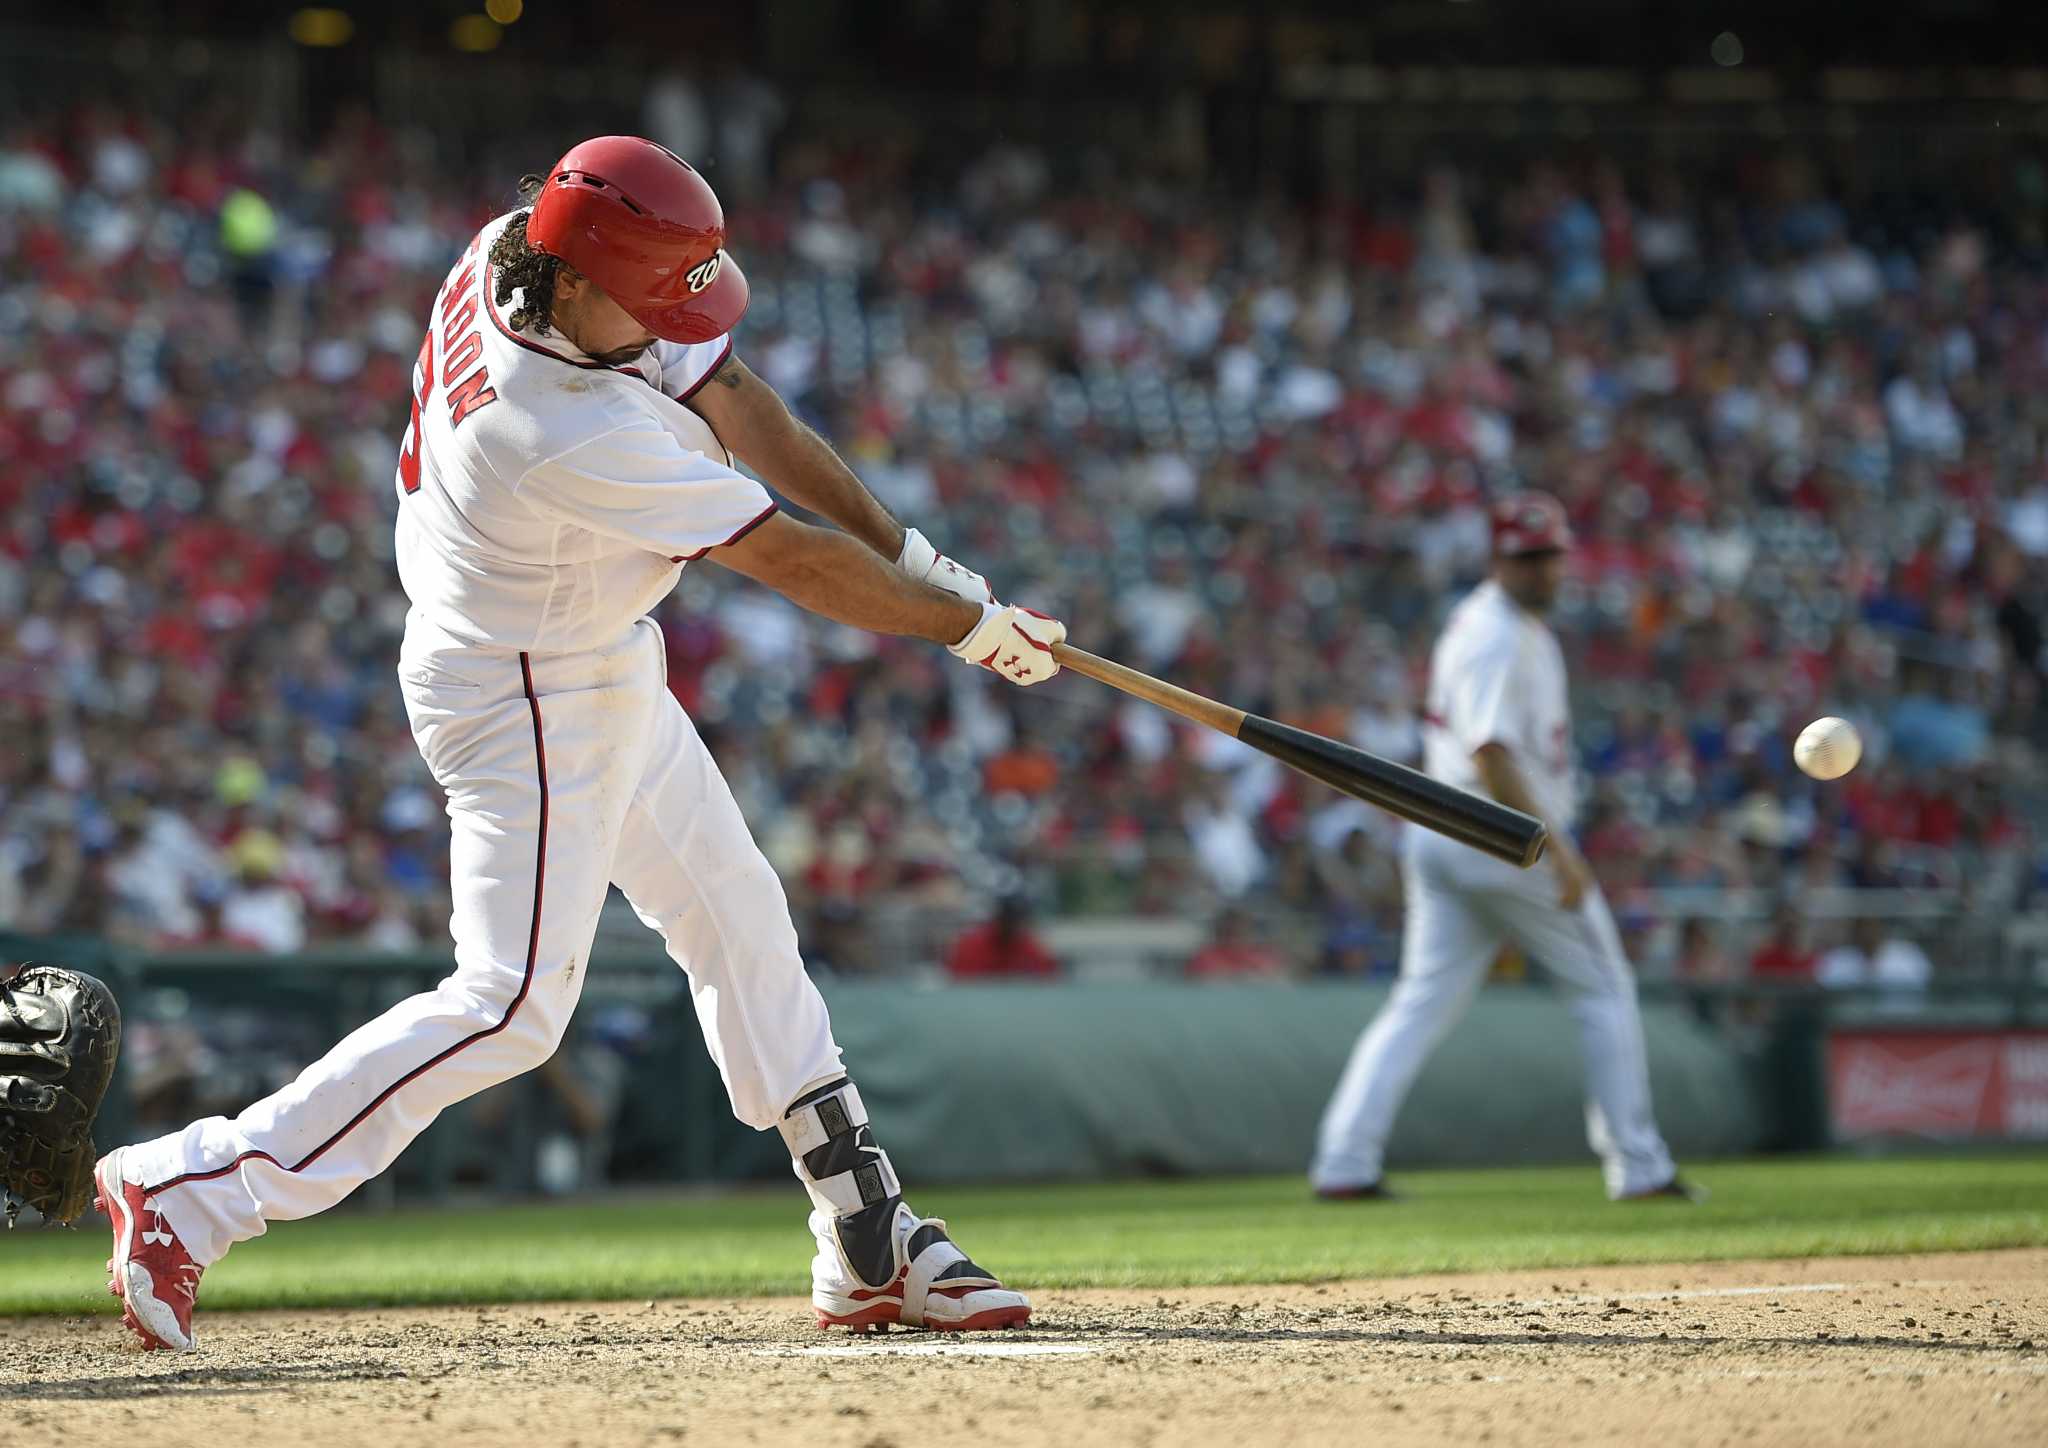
690,355,905,558
710,510,1064,684
689,354,997,606
1472,742,1591,909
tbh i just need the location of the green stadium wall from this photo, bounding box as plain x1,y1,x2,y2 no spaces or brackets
0,930,1765,1187
629,982,1764,1183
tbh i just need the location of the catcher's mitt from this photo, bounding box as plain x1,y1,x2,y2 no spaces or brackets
0,962,122,1225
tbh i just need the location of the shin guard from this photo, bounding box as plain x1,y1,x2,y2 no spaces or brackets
778,1077,901,1290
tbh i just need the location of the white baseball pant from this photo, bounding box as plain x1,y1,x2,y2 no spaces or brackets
124,615,843,1265
1311,828,1676,1199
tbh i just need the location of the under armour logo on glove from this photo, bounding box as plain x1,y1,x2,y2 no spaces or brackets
948,603,1067,686
897,528,996,605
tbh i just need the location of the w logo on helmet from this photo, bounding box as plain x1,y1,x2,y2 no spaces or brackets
685,251,725,294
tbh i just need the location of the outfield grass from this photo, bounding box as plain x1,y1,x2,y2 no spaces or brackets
3,1154,2044,1316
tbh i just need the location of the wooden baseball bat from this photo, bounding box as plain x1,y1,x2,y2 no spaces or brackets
1050,642,1549,869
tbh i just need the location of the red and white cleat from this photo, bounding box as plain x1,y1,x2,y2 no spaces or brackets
812,1207,1030,1333
94,1148,202,1352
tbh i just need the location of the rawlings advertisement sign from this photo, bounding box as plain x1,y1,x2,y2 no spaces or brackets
1828,1029,2048,1141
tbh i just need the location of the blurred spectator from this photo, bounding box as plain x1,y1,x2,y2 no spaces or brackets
463,1026,631,1195
1316,915,1399,980
219,832,306,955
1186,906,1289,980
1814,918,1935,995
0,101,2042,985
943,896,1060,980
1673,918,1741,984
643,66,712,166
1748,906,1820,983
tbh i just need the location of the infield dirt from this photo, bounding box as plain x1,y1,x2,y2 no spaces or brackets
4,1248,2044,1447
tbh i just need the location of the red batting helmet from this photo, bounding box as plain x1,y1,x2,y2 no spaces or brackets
1490,491,1574,556
526,136,749,345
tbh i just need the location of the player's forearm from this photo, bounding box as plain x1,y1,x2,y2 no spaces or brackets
757,414,905,559
693,358,906,559
1472,744,1561,831
710,512,976,644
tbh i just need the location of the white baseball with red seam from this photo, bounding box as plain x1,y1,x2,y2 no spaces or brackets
1793,717,1861,780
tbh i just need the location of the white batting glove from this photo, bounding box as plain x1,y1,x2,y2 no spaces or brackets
948,602,1066,686
899,527,995,605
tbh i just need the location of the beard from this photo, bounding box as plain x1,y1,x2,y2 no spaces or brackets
591,340,654,366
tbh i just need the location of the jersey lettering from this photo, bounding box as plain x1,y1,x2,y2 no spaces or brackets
442,330,484,382
396,330,434,495
440,263,478,323
434,256,497,432
441,293,479,341
445,369,498,428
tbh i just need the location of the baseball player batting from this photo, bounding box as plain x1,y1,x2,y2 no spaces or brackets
93,137,1053,1351
1310,493,1697,1203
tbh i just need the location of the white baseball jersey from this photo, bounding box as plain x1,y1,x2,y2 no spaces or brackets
1315,578,1678,1202
393,212,775,653
1420,579,1577,830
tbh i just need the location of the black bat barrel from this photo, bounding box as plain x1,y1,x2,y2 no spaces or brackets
1237,714,1548,868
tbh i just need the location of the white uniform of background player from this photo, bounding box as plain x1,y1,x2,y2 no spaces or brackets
1311,493,1687,1202
95,139,1060,1352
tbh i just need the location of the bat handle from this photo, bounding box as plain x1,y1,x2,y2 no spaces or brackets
1051,642,1247,736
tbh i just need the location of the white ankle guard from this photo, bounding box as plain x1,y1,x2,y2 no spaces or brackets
779,1077,903,1289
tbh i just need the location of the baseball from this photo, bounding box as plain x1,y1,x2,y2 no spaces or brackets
1794,716,1862,780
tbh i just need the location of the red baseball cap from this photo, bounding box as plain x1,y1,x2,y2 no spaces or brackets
1490,491,1574,556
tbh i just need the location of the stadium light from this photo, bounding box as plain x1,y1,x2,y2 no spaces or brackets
450,14,503,51
288,8,353,47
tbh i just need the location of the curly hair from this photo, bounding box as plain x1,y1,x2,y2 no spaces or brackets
488,174,562,335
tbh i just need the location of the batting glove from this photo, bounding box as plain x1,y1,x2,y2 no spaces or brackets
898,527,996,605
949,602,1066,686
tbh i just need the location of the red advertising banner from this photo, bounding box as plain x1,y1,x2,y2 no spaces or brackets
1828,1029,2048,1141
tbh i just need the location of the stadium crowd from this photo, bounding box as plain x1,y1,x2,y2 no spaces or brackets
2,99,2044,986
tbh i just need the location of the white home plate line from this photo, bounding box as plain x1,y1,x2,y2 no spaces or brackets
751,1342,1103,1360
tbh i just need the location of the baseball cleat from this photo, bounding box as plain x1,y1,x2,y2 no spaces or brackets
95,1149,202,1351
1314,1180,1398,1202
812,1205,1030,1333
1618,1176,1707,1204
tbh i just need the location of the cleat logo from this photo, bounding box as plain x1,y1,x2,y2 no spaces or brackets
141,1204,174,1247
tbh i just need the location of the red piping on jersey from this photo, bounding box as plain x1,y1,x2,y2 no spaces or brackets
670,501,780,564
144,656,551,1197
672,336,734,404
